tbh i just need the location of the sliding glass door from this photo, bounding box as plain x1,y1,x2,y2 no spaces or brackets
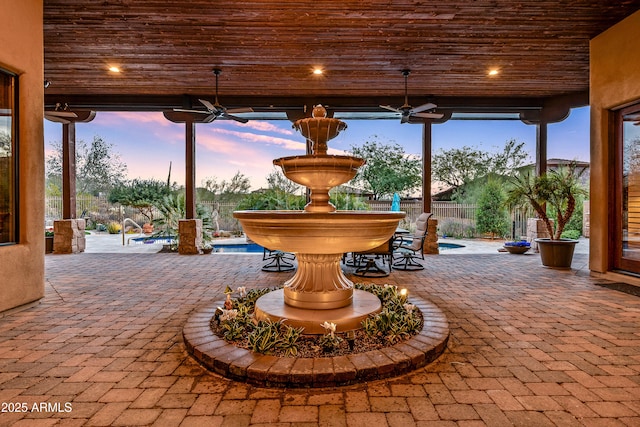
614,102,640,272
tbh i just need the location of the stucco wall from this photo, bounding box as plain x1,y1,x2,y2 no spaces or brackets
590,11,640,274
0,1,45,312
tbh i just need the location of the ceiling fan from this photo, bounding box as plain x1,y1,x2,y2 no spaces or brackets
44,103,78,123
174,69,253,123
380,69,443,123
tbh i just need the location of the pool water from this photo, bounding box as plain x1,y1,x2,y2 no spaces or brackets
215,243,265,253
131,236,176,245
212,242,464,253
439,242,465,250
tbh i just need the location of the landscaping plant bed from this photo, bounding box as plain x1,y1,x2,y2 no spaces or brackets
208,283,424,358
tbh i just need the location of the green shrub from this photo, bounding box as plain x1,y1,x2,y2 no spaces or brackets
355,283,422,344
560,229,581,240
476,179,509,239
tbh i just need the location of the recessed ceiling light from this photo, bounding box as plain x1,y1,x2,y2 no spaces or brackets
108,66,121,73
488,68,499,76
313,68,323,75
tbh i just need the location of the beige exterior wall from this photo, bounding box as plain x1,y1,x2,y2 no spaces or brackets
590,11,640,275
0,1,45,313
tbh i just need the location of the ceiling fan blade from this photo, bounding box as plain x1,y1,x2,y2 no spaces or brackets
198,99,219,113
413,112,444,119
46,110,78,118
226,107,254,114
222,113,249,124
380,105,401,113
44,114,71,124
410,103,437,114
172,108,211,114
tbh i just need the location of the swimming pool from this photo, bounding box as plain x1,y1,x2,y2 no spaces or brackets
439,242,465,250
214,243,265,253
130,236,176,245
212,241,464,253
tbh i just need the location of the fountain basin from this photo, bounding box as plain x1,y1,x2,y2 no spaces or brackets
232,210,404,254
233,210,405,310
274,155,364,189
273,155,365,212
293,116,347,154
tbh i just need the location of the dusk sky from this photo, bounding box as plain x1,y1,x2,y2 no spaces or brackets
44,106,590,190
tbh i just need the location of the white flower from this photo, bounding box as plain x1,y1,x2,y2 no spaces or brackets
220,309,238,322
237,286,247,298
320,321,337,336
404,303,416,313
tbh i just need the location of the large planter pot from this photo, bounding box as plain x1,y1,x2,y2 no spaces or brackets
534,238,578,269
45,236,54,254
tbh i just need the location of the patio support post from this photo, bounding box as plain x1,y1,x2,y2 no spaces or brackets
422,122,432,214
48,111,96,254
185,119,196,220
61,122,77,220
421,121,440,255
163,111,215,254
536,120,548,177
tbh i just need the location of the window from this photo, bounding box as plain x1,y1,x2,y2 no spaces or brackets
0,69,17,244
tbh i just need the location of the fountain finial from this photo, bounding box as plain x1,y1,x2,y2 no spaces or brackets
312,104,327,118
292,106,346,156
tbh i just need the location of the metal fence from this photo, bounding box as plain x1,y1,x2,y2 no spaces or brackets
46,196,535,239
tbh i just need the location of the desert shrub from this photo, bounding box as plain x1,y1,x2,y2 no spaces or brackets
107,221,121,234
439,219,476,238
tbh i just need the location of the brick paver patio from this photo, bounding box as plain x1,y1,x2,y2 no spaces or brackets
1,251,639,426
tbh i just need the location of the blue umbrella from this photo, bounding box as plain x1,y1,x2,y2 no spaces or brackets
391,193,400,211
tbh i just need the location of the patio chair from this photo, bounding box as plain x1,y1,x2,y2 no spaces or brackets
392,212,433,271
262,248,296,272
350,239,394,277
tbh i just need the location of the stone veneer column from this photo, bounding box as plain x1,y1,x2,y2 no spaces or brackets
424,217,439,254
527,218,551,252
178,219,202,255
53,219,86,254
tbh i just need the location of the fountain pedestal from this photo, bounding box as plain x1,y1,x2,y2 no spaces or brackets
283,253,352,309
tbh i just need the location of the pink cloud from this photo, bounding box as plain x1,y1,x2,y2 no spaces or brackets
239,120,295,136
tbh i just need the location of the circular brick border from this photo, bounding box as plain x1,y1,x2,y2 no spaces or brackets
183,297,449,388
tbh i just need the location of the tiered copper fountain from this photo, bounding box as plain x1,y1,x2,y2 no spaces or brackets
233,106,405,334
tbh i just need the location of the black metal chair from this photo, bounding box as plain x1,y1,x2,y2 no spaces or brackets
261,248,296,272
351,239,394,277
392,212,433,271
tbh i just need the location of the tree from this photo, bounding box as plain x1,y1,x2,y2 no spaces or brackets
432,139,528,188
0,131,10,156
349,140,422,200
266,169,301,194
201,171,251,199
46,135,127,196
505,163,587,240
432,145,489,189
432,139,529,201
488,139,529,176
475,178,509,239
108,178,172,222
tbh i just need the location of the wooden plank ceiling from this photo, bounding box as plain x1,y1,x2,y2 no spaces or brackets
43,0,640,114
